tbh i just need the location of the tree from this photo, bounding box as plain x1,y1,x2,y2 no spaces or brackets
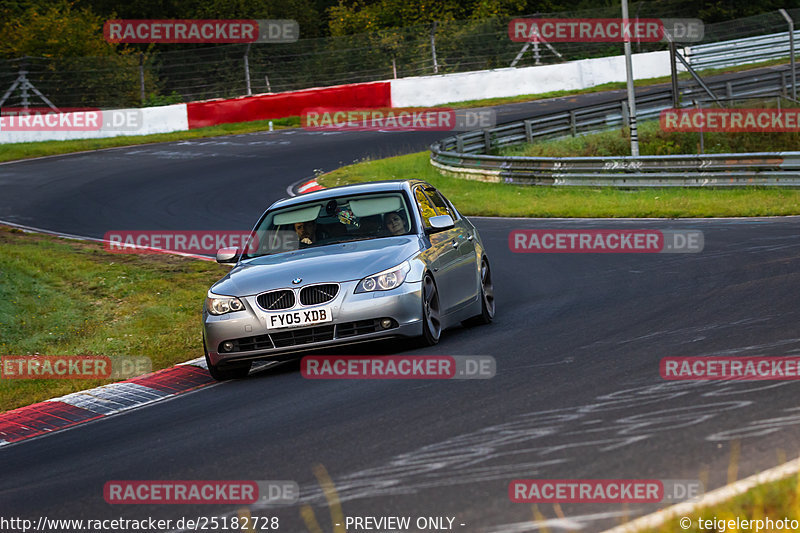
0,0,114,58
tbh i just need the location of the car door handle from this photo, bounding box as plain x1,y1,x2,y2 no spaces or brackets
451,240,459,248
467,233,473,241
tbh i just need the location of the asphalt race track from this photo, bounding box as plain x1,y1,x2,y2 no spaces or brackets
1,69,800,532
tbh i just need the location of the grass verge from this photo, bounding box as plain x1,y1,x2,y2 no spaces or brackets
316,151,800,218
640,472,800,533
0,225,228,413
501,115,800,158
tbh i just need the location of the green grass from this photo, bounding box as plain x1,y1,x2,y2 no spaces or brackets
316,150,800,218
639,473,800,533
0,226,229,412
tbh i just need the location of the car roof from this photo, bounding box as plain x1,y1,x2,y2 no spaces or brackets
269,179,429,210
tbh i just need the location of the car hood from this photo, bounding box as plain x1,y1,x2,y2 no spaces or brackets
211,236,422,296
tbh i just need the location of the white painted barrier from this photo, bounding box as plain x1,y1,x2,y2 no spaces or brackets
390,50,679,107
0,104,188,144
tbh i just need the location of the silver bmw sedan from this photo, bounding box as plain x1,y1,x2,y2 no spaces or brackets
202,180,495,380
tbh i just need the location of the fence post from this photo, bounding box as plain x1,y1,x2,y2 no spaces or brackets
392,57,397,79
483,129,492,152
265,75,272,93
244,43,252,96
457,135,464,152
669,40,679,108
725,81,733,99
524,120,533,143
569,110,577,136
779,9,796,99
430,21,439,74
139,53,145,105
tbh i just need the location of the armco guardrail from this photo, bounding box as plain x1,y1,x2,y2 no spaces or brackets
431,152,800,187
430,66,800,187
686,30,800,71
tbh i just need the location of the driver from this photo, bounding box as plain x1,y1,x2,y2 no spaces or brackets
294,220,319,245
384,212,408,236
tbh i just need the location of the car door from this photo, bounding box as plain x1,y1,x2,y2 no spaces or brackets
413,185,461,314
426,187,479,309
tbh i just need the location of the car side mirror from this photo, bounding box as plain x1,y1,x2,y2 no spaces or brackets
427,215,454,233
216,247,240,264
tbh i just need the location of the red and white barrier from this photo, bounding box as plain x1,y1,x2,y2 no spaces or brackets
0,49,678,144
186,81,390,128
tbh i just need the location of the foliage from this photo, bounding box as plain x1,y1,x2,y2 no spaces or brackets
0,0,115,58
142,90,183,107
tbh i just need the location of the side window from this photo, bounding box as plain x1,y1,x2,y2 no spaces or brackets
427,189,457,220
413,187,437,229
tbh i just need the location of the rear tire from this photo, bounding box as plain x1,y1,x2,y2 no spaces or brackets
463,257,495,327
204,338,251,381
420,273,442,346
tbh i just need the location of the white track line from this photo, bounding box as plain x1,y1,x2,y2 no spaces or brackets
601,457,800,533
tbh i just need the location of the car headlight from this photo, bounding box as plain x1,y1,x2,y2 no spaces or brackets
355,261,411,293
206,292,246,315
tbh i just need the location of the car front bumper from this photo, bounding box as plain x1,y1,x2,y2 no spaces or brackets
203,280,424,366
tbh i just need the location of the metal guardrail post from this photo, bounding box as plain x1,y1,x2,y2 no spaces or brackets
524,120,533,143
779,9,797,99
726,82,733,99
456,135,464,152
483,130,492,152
569,110,577,136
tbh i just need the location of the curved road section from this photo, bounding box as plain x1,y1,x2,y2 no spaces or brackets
1,69,800,532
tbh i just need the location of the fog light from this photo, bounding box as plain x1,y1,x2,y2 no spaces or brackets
222,341,234,352
380,319,392,329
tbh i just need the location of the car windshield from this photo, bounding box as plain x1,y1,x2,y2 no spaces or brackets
243,192,414,258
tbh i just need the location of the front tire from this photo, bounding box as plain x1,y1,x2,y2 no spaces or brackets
463,257,495,327
420,273,442,346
